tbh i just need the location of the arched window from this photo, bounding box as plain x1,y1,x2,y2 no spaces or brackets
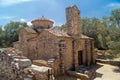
48,25,50,28
59,40,66,48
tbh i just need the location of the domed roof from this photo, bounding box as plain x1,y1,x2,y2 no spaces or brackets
31,16,54,23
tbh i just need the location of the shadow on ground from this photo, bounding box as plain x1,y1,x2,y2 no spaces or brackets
93,63,104,79
55,74,79,80
54,63,105,80
113,66,120,73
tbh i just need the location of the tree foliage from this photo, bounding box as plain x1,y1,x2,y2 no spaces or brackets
0,21,29,47
60,8,120,55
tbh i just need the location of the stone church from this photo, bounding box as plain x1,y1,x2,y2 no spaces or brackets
14,5,96,74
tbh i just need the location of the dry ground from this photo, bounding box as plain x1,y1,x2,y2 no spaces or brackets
56,63,120,80
94,63,120,80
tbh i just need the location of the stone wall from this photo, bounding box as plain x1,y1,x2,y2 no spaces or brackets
66,5,81,37
37,30,59,60
62,38,73,70
28,40,38,60
0,48,54,80
96,59,120,66
73,38,95,69
67,70,89,80
14,27,75,76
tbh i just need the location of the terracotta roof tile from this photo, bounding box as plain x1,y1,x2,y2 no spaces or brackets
47,27,93,39
22,27,93,39
81,34,93,39
31,16,54,23
46,27,71,38
23,27,37,34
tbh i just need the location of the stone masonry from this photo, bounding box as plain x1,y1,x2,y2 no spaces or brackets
13,5,96,79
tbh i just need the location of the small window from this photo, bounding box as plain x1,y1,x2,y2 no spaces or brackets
48,25,50,28
59,40,66,47
39,26,44,29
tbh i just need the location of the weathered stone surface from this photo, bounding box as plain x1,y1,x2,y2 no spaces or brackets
13,58,32,68
67,70,89,80
13,5,96,78
31,16,54,29
66,5,81,37
33,60,48,66
0,48,54,80
25,65,52,80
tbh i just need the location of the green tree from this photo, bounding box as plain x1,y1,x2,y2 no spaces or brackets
0,25,3,47
3,21,29,47
60,24,66,31
57,8,120,57
110,8,120,27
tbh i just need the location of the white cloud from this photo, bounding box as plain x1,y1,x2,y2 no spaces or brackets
0,16,15,20
20,18,26,22
107,3,120,8
54,22,63,26
0,0,32,6
27,22,32,26
20,18,32,26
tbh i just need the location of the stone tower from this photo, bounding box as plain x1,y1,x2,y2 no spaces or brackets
66,5,81,38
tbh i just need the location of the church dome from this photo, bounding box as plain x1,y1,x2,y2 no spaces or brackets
31,16,54,23
31,16,54,29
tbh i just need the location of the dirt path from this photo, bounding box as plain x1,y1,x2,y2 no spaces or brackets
94,63,120,80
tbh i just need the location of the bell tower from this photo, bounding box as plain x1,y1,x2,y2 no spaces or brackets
66,5,81,38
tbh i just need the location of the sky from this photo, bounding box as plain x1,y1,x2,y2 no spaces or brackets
0,0,120,27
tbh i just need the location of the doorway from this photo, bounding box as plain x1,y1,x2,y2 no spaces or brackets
78,51,83,65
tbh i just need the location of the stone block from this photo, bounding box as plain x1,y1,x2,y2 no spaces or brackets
13,58,32,68
33,60,48,66
25,65,52,80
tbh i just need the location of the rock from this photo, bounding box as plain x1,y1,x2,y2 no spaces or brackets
25,65,52,80
33,60,48,66
13,58,32,68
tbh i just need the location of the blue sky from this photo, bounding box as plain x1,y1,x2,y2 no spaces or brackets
0,0,120,26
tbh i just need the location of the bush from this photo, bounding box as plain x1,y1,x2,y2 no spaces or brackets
106,50,113,54
112,50,120,58
94,48,98,52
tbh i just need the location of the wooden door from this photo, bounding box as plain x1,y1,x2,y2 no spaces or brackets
78,51,83,65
